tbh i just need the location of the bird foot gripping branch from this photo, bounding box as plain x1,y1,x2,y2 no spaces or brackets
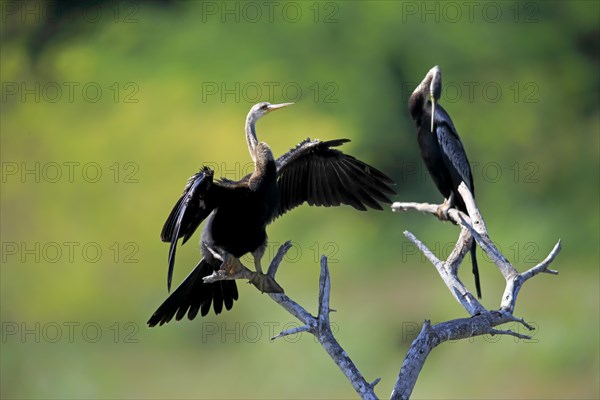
249,273,284,294
435,198,452,221
202,252,284,294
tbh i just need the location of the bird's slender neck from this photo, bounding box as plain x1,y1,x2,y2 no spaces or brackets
245,113,259,163
250,143,277,189
255,144,275,171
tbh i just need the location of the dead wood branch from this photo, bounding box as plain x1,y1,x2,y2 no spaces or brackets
391,182,560,399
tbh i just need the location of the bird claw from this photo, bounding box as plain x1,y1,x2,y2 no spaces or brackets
220,254,246,277
249,272,284,293
436,201,451,221
219,254,284,293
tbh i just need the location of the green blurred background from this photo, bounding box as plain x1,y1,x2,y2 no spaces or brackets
1,1,598,398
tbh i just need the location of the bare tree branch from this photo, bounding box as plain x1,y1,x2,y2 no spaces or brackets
391,182,561,399
500,240,561,313
403,230,485,316
202,180,559,400
206,242,378,399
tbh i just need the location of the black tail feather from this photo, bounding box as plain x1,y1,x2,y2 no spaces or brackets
147,258,239,327
471,241,481,299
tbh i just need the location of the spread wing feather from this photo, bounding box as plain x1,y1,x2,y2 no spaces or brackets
274,138,396,218
160,167,217,292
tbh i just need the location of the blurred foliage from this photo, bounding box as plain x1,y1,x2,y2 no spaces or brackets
1,1,598,399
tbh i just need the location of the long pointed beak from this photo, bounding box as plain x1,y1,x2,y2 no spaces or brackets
429,93,436,133
267,102,294,112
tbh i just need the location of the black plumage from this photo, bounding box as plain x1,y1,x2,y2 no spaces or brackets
408,66,481,299
148,102,396,326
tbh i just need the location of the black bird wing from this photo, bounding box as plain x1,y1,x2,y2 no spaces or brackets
436,122,474,197
274,138,396,218
160,167,218,291
436,120,481,298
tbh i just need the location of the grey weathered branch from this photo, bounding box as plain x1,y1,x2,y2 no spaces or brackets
204,181,558,400
205,241,378,400
403,230,485,316
391,182,561,399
